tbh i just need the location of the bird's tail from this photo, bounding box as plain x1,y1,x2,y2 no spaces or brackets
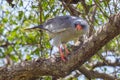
25,25,52,33
25,25,44,31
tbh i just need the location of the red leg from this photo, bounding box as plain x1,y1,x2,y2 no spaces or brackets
63,44,70,55
58,46,66,61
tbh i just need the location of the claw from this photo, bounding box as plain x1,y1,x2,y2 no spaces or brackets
58,46,66,61
63,44,70,55
60,53,66,61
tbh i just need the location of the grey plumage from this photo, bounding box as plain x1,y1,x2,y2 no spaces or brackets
26,15,89,47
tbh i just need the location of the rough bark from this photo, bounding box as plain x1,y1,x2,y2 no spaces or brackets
79,66,116,80
0,12,120,80
59,0,81,4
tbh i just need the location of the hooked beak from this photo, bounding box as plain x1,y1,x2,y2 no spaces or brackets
76,24,82,31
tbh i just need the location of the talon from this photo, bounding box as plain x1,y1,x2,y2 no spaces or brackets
60,50,66,61
61,56,66,62
65,49,70,55
63,44,70,55
59,46,66,61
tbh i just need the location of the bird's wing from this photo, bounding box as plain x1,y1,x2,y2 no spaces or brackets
43,16,73,34
49,27,66,33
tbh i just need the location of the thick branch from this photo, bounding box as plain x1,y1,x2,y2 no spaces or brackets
59,0,81,4
61,2,81,16
79,66,116,80
0,13,120,80
92,61,120,69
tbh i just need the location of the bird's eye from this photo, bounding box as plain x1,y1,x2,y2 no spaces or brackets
80,24,85,28
74,23,78,28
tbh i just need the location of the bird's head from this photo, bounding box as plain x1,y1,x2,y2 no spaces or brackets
72,19,89,32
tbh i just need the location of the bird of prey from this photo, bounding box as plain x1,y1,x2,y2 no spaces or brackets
26,16,89,61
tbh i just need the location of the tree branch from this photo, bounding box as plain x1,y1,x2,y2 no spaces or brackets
92,61,120,69
59,0,81,4
61,1,81,16
0,12,120,80
79,66,117,80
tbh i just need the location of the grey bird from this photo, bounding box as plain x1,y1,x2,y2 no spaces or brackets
26,16,89,61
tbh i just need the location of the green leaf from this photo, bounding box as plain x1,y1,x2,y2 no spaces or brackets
19,0,23,6
18,11,24,20
104,67,107,72
26,54,32,60
2,18,8,23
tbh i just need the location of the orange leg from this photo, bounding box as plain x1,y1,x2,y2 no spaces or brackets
63,44,70,55
58,46,66,61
